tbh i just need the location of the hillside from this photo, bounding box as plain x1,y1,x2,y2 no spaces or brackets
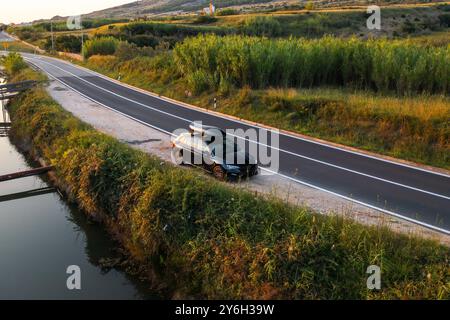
83,0,448,19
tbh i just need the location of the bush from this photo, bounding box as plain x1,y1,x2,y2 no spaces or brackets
216,8,239,16
0,52,27,75
438,13,450,27
194,15,218,24
402,20,417,33
186,70,214,94
121,22,232,37
13,27,43,42
241,16,282,37
115,41,155,61
305,1,315,10
82,37,119,59
44,35,83,53
126,34,159,48
114,41,138,61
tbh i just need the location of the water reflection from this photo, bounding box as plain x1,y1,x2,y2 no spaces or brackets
0,105,157,299
1,76,11,137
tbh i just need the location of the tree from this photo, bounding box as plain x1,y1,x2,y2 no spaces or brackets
305,1,315,11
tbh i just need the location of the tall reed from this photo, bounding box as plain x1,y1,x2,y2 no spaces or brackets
174,34,449,95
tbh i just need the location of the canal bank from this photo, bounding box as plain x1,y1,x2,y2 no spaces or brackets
0,76,158,299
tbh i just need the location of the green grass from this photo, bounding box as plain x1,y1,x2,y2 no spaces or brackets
5,64,450,299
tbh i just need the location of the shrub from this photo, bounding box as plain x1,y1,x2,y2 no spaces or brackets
241,16,282,37
305,1,315,10
0,52,27,75
82,36,119,59
402,20,417,33
194,15,218,24
121,22,232,37
44,35,83,53
114,41,140,61
186,70,214,94
438,13,450,27
126,34,159,48
216,8,239,16
115,41,156,61
13,27,43,42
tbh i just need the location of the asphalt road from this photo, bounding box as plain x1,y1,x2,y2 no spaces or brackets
13,51,450,234
0,31,14,42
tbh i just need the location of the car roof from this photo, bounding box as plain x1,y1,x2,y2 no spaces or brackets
189,123,226,136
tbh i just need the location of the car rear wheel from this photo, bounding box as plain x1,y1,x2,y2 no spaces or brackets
213,165,227,181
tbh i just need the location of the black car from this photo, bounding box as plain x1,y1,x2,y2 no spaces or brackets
171,124,259,180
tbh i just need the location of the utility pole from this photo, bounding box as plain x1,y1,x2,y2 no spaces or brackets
78,16,84,52
50,19,55,51
81,30,84,50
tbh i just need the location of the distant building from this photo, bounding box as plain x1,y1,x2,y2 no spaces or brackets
203,1,216,16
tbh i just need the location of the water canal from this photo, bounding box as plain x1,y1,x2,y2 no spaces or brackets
0,77,157,299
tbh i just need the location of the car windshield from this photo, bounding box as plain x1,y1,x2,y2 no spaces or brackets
211,138,241,156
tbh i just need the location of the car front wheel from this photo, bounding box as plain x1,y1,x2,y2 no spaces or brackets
212,164,227,181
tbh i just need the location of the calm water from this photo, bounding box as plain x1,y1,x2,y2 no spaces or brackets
0,100,156,299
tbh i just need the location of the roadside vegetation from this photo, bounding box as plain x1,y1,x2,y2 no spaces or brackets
82,36,119,59
0,40,37,53
4,60,450,299
44,35,85,53
0,52,27,74
174,34,448,95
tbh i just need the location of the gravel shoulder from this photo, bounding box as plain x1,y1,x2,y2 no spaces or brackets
46,80,450,246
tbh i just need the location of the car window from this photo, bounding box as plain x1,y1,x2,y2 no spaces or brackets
193,135,208,151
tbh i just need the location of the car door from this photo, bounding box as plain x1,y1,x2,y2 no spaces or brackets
190,135,205,166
